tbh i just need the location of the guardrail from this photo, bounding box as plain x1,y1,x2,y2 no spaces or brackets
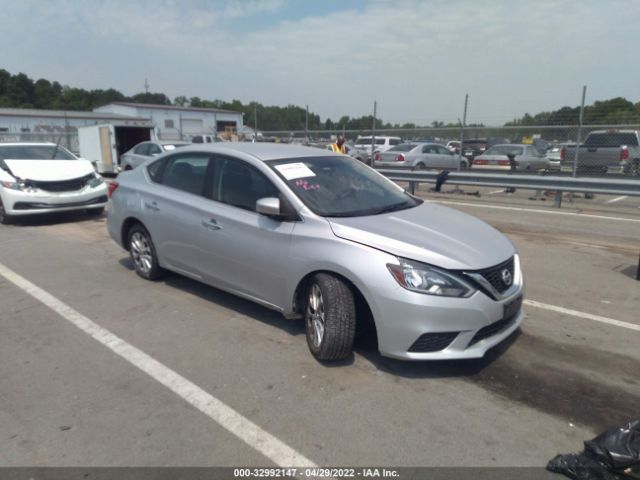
376,168,640,208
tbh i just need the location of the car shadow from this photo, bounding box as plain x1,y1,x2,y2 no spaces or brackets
618,264,640,281
6,211,105,226
117,255,517,376
118,256,305,338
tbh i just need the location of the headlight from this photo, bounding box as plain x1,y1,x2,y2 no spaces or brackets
0,179,37,193
88,173,104,187
387,258,475,298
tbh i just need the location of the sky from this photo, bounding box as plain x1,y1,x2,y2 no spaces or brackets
0,0,638,126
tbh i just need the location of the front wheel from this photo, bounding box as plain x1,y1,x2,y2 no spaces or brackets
0,200,13,225
128,224,164,280
305,274,356,361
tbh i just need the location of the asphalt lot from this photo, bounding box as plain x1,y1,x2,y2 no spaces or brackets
0,194,638,471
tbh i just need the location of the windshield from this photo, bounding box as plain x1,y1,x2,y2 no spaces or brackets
269,156,421,217
484,145,524,156
0,144,77,160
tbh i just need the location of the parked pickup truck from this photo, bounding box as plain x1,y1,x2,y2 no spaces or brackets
560,130,640,176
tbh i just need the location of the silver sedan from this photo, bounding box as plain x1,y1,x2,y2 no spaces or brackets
374,143,468,170
120,141,190,171
107,143,524,362
473,144,550,171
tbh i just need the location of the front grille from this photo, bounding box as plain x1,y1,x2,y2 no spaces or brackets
31,173,93,192
468,312,519,347
476,257,515,294
408,332,459,353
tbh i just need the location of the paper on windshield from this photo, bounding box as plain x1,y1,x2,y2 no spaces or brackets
275,162,315,180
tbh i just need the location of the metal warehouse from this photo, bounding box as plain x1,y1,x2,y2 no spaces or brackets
93,102,244,141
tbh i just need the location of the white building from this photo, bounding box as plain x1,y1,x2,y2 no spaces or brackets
0,108,152,152
93,102,244,140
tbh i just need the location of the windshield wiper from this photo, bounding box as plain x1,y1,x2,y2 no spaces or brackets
365,202,415,215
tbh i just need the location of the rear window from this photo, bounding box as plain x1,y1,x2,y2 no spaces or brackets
388,144,417,152
584,133,639,147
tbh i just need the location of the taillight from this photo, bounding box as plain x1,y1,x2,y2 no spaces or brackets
475,160,488,165
107,182,119,198
560,148,566,161
620,146,629,162
395,154,405,162
375,152,380,161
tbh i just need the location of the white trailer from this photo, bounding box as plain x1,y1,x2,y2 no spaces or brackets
78,123,155,173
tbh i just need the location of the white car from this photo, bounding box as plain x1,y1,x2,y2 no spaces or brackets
353,136,402,160
0,143,108,224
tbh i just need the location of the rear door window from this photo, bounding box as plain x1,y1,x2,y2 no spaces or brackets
159,154,210,196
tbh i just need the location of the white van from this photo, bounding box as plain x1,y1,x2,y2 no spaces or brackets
353,136,402,159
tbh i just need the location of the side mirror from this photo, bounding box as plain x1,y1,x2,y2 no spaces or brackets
256,197,281,216
257,197,300,222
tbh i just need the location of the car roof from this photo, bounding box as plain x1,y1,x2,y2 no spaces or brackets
174,142,336,162
158,141,190,145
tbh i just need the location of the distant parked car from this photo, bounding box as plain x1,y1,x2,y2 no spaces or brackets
120,141,190,171
0,142,107,224
191,134,220,144
446,141,461,154
473,144,550,171
353,136,402,161
546,143,575,171
461,139,488,161
374,143,468,170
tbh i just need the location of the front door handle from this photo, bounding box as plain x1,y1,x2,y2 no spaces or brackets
201,219,222,231
144,201,160,211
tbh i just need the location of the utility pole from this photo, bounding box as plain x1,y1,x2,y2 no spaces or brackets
458,94,468,171
144,78,150,94
572,86,587,177
305,105,309,142
370,101,377,165
254,104,258,142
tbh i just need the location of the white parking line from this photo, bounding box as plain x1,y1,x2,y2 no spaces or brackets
433,200,640,223
488,189,504,195
605,195,628,204
524,299,640,332
0,262,316,468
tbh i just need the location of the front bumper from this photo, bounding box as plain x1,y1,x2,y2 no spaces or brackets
2,185,108,216
370,258,525,360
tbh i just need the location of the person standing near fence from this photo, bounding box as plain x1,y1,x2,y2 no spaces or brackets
328,135,347,154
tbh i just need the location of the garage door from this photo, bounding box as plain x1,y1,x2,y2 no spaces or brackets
182,118,204,133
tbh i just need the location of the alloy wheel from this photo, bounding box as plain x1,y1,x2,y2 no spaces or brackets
130,231,153,275
306,283,325,348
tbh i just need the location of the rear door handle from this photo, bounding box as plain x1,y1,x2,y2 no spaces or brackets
201,219,222,231
144,201,160,211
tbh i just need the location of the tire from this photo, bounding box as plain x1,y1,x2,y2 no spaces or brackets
0,199,13,225
124,165,133,171
86,206,105,216
304,273,356,361
630,159,640,177
414,163,426,171
127,224,164,280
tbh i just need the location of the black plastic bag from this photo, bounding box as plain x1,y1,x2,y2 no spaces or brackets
547,420,640,480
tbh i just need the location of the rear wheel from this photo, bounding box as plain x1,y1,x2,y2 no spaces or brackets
127,224,164,280
305,274,356,361
630,159,640,177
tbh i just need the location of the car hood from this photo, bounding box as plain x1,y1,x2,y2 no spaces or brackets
328,202,515,270
4,159,94,181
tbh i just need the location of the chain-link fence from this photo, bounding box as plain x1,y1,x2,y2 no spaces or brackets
0,131,79,154
259,125,640,178
1,125,639,178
